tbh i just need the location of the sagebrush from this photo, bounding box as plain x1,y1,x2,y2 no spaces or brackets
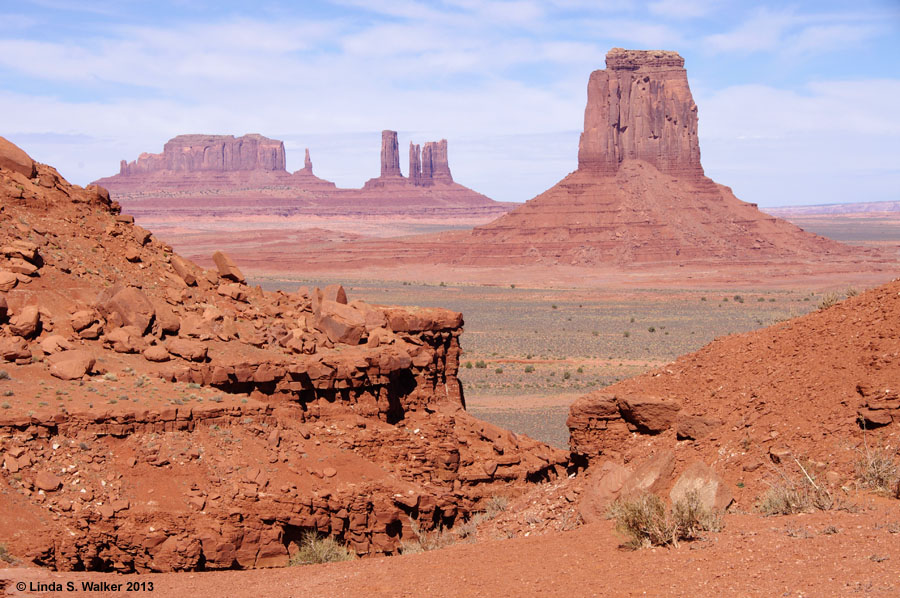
609,491,722,549
289,531,355,565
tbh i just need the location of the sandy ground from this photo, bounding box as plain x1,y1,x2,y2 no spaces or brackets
3,498,900,597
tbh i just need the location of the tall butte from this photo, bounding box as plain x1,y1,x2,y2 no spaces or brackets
468,48,858,266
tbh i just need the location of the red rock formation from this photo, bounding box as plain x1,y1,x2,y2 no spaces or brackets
303,148,312,172
0,138,564,572
423,139,453,184
120,134,286,175
456,48,862,266
409,142,422,186
379,130,402,178
578,48,700,177
567,276,900,511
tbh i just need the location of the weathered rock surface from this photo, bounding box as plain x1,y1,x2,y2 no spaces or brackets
379,130,402,178
0,137,568,573
669,461,733,512
578,48,700,177
118,134,285,175
0,135,36,178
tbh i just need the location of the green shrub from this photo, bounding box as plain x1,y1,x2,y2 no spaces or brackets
464,361,473,369
524,365,535,373
623,331,630,338
494,368,503,374
563,371,571,380
290,531,355,565
647,327,655,333
474,360,487,369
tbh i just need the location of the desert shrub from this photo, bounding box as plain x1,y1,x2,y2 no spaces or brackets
1,403,9,409
524,365,535,373
0,370,9,380
464,361,473,369
733,295,744,303
494,368,503,374
484,494,509,518
819,292,841,310
856,440,898,494
563,371,571,380
757,460,836,515
0,543,13,563
474,360,487,369
290,531,355,565
610,491,722,549
672,491,723,540
647,327,656,333
399,520,455,554
845,287,859,298
551,304,557,309
623,331,630,338
576,366,584,374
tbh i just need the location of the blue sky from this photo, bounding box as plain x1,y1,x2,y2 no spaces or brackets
2,0,899,206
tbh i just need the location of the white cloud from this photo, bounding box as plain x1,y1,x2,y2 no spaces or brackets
648,0,720,20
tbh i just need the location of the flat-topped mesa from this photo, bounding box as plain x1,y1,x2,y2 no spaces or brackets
380,130,403,178
119,134,287,175
577,48,702,177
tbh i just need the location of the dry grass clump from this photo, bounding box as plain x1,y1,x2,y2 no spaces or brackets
609,491,722,549
855,440,899,495
289,531,356,565
399,520,456,554
757,459,839,515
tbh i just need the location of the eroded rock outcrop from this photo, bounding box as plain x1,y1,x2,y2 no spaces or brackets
119,134,286,175
0,138,566,572
578,48,701,177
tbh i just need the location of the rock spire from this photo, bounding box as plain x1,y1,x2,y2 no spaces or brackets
577,48,702,177
380,130,402,178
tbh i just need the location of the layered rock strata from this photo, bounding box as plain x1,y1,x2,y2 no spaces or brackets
119,134,286,175
0,140,566,572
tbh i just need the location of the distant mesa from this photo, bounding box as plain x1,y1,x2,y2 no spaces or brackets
93,131,508,215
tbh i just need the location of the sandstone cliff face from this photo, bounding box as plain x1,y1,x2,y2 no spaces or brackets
379,130,402,178
409,142,422,186
577,48,701,177
0,139,564,572
120,134,287,175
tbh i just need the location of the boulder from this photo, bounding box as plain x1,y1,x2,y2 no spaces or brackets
323,284,347,304
170,255,198,286
9,305,41,338
48,349,95,380
40,335,74,354
166,338,208,362
0,136,37,178
314,300,366,345
676,414,722,441
143,344,171,362
617,395,681,433
98,286,156,334
35,471,62,492
70,310,97,332
217,283,248,302
212,251,245,283
0,271,17,292
151,302,180,336
578,461,632,523
619,450,676,498
669,461,733,512
103,326,148,354
0,336,30,361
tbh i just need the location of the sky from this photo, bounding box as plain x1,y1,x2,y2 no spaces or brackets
2,0,899,207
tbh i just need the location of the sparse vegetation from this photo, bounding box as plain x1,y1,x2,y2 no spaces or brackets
757,459,838,515
474,360,487,369
818,292,841,310
524,365,535,373
855,437,898,494
0,543,13,563
289,531,355,565
0,370,9,380
609,491,722,549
